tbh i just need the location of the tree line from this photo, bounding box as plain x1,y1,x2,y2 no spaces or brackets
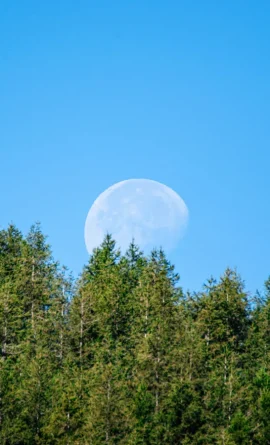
0,223,269,444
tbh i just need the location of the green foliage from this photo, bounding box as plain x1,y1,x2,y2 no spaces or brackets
0,224,270,443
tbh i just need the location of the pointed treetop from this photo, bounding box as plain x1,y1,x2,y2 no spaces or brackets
84,234,120,280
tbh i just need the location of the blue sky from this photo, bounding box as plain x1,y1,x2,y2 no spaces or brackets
1,1,270,294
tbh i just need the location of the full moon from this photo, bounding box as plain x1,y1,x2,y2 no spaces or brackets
84,179,189,254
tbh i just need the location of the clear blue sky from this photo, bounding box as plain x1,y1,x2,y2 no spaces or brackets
1,1,270,295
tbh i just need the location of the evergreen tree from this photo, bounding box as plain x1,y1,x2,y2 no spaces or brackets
196,269,250,443
0,224,72,443
69,236,133,443
164,292,205,444
1,224,270,444
245,278,270,444
129,249,181,444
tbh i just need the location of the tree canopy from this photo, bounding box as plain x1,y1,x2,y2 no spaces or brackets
0,224,269,444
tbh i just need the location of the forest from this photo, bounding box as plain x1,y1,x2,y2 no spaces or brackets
0,223,270,445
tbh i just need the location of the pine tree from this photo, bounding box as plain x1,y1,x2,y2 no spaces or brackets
1,224,270,444
128,249,181,444
68,235,133,443
245,278,270,444
0,224,72,443
163,292,205,445
0,225,26,443
196,269,250,443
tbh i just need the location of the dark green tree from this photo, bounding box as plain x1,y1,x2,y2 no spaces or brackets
196,269,250,443
1,225,270,445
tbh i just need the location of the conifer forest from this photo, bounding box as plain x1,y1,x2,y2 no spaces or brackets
1,223,270,445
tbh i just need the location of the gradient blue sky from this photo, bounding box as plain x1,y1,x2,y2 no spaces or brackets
1,1,270,294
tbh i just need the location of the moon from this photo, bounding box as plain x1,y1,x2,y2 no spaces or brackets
84,179,189,254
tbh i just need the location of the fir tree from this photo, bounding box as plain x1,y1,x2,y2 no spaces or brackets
1,225,270,444
196,269,250,443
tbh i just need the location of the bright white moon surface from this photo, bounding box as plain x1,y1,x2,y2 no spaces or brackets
84,179,189,254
